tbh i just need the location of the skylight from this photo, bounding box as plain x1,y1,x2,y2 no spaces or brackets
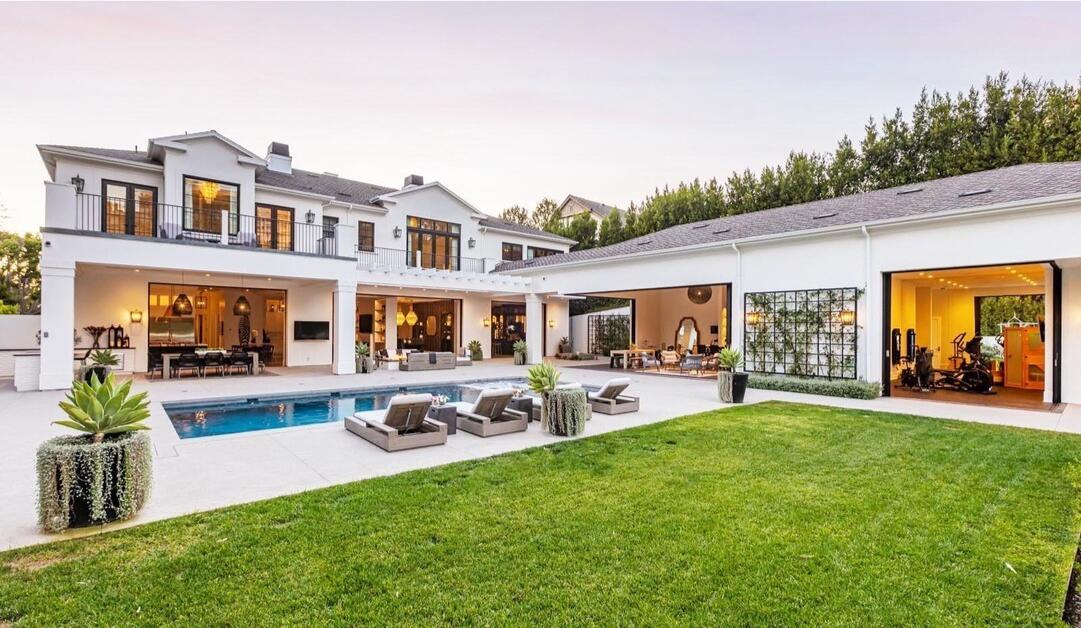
896,187,923,195
636,240,653,246
959,188,992,197
812,212,838,220
691,223,710,230
712,228,731,235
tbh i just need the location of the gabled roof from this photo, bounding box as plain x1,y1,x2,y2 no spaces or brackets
498,162,1081,272
38,144,158,165
561,194,622,218
478,215,577,244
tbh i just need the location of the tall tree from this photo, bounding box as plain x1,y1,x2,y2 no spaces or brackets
597,209,625,247
530,197,561,231
499,204,529,225
555,213,597,251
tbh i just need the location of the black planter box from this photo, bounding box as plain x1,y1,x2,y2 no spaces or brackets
732,372,749,404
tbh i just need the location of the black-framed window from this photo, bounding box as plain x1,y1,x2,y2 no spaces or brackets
358,221,375,252
255,204,294,251
502,242,523,261
183,175,239,234
101,180,157,237
527,246,560,259
407,216,460,270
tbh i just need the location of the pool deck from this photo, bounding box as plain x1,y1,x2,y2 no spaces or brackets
3,358,1081,551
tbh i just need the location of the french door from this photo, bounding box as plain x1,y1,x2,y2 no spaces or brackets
102,181,157,237
255,205,294,251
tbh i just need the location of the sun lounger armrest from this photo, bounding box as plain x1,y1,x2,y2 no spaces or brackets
456,410,489,424
501,408,527,420
355,418,399,435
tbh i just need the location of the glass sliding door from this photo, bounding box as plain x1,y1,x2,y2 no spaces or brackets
406,216,461,270
102,180,157,237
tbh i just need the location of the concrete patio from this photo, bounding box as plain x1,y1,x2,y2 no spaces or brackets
3,358,1080,551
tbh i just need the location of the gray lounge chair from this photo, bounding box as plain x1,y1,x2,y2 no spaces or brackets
345,393,447,451
587,377,639,415
451,388,528,437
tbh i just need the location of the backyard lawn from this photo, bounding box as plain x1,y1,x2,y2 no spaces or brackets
2,401,1081,625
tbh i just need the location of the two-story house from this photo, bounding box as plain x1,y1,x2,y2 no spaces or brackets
36,130,575,390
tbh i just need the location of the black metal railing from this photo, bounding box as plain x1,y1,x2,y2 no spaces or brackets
358,246,486,273
73,193,337,257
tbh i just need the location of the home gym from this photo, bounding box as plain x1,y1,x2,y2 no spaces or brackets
885,263,1058,410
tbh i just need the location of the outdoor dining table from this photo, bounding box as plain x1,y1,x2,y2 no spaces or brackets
608,348,658,369
161,349,260,380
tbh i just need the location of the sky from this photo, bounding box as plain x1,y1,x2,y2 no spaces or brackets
1,2,1080,233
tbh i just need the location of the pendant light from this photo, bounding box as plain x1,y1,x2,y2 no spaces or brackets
405,305,418,326
233,281,252,316
171,271,193,316
395,301,406,326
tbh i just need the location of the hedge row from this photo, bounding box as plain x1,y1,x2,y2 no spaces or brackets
746,374,881,400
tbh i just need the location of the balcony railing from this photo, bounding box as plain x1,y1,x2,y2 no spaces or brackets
73,193,340,257
358,246,486,273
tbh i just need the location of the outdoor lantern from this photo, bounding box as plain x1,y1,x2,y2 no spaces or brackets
839,310,856,326
69,174,85,193
233,295,252,316
393,226,403,238
129,309,143,323
745,310,762,326
171,293,193,316
468,237,476,249
482,316,491,327
305,210,315,224
548,318,556,328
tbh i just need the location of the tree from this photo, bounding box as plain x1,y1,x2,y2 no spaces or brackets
499,204,529,225
0,232,41,314
555,213,597,251
597,210,625,247
530,197,561,231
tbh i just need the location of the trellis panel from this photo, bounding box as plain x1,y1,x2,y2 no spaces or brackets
743,287,858,379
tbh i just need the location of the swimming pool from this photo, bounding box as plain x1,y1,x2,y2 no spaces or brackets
164,379,529,439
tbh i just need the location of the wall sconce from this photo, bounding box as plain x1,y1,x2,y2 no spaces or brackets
393,226,403,238
305,210,315,224
745,311,762,326
129,309,143,323
482,316,491,327
468,237,476,249
70,174,85,193
547,318,556,328
839,310,856,326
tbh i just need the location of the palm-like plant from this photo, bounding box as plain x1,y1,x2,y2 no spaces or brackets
512,340,528,355
526,362,560,395
88,349,119,366
355,342,370,358
718,348,743,371
55,373,151,444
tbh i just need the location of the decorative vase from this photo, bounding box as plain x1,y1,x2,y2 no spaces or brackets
718,370,734,403
514,352,526,366
731,372,749,403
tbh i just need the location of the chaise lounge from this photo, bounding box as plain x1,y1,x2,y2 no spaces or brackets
451,388,528,437
345,393,447,451
587,377,639,415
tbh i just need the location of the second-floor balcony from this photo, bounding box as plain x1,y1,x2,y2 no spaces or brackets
66,192,345,257
358,246,487,274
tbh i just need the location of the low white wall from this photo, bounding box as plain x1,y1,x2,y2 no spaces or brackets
0,315,40,350
570,306,630,353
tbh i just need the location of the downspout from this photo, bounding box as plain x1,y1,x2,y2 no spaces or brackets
731,243,742,350
861,226,871,381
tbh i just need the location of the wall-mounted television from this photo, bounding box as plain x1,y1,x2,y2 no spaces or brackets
358,314,374,334
294,321,330,340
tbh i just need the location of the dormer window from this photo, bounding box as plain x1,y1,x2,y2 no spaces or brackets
184,176,239,234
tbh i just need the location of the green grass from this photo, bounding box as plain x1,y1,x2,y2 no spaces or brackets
3,402,1081,625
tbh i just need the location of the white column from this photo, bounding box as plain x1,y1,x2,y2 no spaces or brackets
384,296,398,352
39,263,76,390
332,281,357,375
1044,264,1055,404
526,293,544,364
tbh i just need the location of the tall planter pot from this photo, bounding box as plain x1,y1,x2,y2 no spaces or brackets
717,370,734,403
543,388,588,436
36,432,153,533
513,352,526,366
731,372,749,404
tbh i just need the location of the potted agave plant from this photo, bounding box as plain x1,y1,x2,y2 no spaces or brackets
717,348,749,404
512,339,528,365
468,339,483,362
355,342,374,373
527,362,587,436
37,373,153,532
82,349,119,383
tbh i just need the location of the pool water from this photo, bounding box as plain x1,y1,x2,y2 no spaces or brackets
165,380,528,439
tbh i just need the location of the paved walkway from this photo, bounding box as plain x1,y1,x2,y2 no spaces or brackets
2,359,1078,551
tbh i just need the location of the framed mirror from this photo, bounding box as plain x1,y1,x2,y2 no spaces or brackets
674,316,699,354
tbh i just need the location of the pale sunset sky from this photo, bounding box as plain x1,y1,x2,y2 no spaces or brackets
1,2,1079,233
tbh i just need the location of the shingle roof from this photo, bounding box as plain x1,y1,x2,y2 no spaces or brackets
41,145,157,164
254,167,395,204
565,194,621,218
498,163,1081,272
478,215,577,243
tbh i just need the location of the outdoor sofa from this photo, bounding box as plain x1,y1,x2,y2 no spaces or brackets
399,351,457,371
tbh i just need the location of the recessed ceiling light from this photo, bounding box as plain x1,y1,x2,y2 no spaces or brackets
205,273,211,277
134,269,140,273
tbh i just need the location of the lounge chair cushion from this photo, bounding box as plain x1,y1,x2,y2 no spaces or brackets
364,393,433,433
590,378,630,401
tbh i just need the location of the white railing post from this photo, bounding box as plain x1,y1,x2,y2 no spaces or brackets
220,210,229,244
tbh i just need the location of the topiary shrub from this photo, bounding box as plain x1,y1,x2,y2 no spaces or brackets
544,387,588,437
37,432,153,532
746,374,881,400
